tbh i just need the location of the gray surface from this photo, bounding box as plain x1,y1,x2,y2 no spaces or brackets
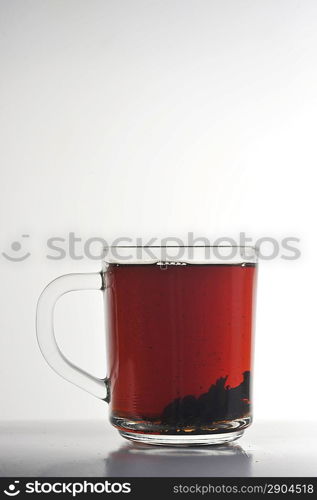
0,420,315,477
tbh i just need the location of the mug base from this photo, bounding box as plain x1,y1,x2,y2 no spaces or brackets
119,429,245,446
112,415,251,446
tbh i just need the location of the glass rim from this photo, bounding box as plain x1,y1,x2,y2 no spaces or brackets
101,245,258,265
102,245,257,249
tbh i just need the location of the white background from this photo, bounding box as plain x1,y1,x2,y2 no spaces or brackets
0,0,316,423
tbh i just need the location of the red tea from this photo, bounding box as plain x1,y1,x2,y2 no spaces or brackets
105,263,256,434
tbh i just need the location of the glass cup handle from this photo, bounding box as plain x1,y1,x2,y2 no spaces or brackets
36,272,109,401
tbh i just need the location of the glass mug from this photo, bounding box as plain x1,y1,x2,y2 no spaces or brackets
36,245,257,446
